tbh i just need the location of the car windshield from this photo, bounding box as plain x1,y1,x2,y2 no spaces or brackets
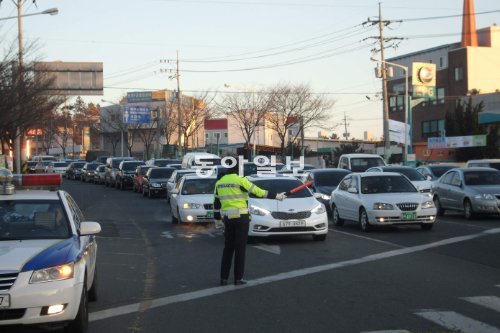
250,178,312,198
489,163,500,171
384,168,425,181
0,200,71,240
123,162,142,171
182,179,217,195
86,164,100,171
464,171,500,185
150,168,175,178
243,163,283,176
351,157,385,172
139,166,153,175
361,175,417,194
430,166,456,177
176,171,196,181
53,162,67,167
315,172,350,186
73,162,86,168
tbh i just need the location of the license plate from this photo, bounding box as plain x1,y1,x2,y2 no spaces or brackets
0,294,10,308
206,211,213,218
279,220,306,228
401,211,417,220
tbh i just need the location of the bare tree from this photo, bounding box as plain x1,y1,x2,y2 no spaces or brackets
266,83,335,157
218,90,269,158
178,93,216,151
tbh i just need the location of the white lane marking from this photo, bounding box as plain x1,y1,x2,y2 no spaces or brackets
463,296,500,312
361,331,410,333
329,228,403,248
160,231,173,239
415,310,500,333
253,244,281,255
89,227,500,323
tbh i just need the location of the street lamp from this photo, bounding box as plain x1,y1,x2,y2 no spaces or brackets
370,57,410,165
0,7,58,21
101,99,125,157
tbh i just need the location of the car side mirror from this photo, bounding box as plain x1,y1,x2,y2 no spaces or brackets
80,221,101,236
426,175,432,181
347,187,358,194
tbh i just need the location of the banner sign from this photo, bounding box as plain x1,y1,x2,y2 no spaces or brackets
123,106,151,124
127,91,152,103
389,119,410,145
428,135,487,149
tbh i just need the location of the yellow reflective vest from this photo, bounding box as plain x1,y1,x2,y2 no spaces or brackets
214,173,268,218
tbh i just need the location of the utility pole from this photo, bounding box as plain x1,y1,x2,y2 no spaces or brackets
341,113,350,140
363,3,402,162
14,0,24,173
176,51,182,158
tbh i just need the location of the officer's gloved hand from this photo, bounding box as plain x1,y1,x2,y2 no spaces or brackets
275,192,287,201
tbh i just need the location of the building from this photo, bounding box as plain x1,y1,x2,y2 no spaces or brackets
386,0,500,163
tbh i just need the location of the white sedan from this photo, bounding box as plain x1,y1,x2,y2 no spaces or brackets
0,170,101,332
330,172,436,231
169,174,217,224
246,175,328,241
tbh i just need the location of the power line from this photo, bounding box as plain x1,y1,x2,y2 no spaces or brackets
399,8,500,22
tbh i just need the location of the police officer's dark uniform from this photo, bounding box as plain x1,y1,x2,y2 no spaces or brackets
214,163,286,286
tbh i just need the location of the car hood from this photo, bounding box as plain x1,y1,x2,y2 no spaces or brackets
411,180,432,190
316,186,336,195
466,185,500,194
249,196,320,212
0,239,73,271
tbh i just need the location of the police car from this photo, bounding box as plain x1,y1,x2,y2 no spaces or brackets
0,169,101,332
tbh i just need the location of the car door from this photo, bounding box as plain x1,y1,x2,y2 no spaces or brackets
344,175,360,220
436,171,455,209
333,176,351,219
169,177,184,218
447,171,465,210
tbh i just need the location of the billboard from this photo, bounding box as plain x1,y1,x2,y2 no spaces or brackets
34,62,103,96
428,135,487,149
412,62,436,100
123,106,151,124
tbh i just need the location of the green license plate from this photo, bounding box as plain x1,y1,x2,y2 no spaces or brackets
401,211,417,220
206,211,213,218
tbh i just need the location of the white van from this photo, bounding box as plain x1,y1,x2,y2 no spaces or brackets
181,152,221,169
465,159,500,171
338,153,386,172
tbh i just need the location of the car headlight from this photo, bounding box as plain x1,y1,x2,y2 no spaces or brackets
421,200,435,209
474,193,495,200
373,203,394,210
151,182,161,188
183,202,201,209
249,205,270,216
311,204,326,215
30,262,74,283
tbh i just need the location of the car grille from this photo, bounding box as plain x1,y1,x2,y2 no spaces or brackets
271,211,311,220
396,203,419,211
0,271,18,292
268,227,316,232
0,309,26,321
204,204,214,210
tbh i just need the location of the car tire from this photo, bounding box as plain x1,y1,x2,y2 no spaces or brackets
359,208,371,232
332,204,344,226
64,279,88,333
433,196,445,216
464,199,475,220
171,209,178,224
88,269,98,302
421,223,434,230
312,234,326,241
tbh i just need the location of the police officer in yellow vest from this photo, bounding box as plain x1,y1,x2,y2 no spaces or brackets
214,161,287,286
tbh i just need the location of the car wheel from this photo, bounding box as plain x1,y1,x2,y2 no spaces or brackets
332,204,344,226
312,234,326,241
464,199,475,220
421,223,434,230
177,208,183,224
433,196,445,216
64,279,88,333
359,208,371,232
88,269,98,302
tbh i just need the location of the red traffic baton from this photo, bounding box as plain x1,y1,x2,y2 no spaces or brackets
287,180,313,195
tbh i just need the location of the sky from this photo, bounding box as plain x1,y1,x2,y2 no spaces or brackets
1,0,499,139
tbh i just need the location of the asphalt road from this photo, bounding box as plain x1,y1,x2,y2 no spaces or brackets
62,179,500,333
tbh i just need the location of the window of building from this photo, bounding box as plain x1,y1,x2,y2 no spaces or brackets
437,87,445,104
439,57,444,68
455,67,464,81
422,119,445,138
224,132,228,138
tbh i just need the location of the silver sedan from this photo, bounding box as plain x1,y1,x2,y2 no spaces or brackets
431,167,500,219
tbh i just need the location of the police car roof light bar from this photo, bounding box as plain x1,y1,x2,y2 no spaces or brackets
12,174,62,189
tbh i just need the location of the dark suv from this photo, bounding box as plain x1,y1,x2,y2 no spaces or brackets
142,167,176,198
104,157,135,187
115,160,145,190
81,162,103,183
66,161,86,180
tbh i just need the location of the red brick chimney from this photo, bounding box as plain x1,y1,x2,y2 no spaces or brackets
461,0,478,47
